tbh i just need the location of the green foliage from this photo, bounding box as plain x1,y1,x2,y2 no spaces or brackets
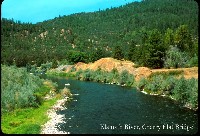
75,68,135,87
52,59,58,68
67,50,88,64
171,77,188,103
186,54,198,67
1,65,47,113
1,98,58,134
164,46,189,68
171,77,198,109
113,45,124,60
186,78,198,109
75,69,84,80
137,74,198,110
164,28,174,47
174,25,194,52
90,48,107,62
119,70,135,86
1,0,198,68
46,69,75,77
81,69,93,81
136,77,148,91
145,75,164,93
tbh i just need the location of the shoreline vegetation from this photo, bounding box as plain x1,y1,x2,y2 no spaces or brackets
1,63,198,134
46,66,198,111
1,65,73,134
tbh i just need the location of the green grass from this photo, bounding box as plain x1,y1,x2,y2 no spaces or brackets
1,98,58,134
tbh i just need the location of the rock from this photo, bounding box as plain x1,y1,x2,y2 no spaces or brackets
40,98,69,134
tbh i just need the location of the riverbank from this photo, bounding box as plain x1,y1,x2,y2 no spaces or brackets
1,98,58,134
46,58,198,111
40,97,70,134
1,77,72,134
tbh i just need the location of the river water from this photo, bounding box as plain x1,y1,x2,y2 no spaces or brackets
46,76,198,134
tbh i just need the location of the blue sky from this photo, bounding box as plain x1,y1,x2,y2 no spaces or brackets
2,0,140,24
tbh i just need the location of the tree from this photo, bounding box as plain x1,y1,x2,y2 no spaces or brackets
164,28,174,48
145,29,166,68
113,45,124,60
91,48,106,62
127,40,136,62
174,25,193,52
164,46,188,68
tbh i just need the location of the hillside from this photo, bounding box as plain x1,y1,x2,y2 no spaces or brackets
1,0,198,68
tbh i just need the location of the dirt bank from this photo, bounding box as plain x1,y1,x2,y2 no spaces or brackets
73,57,198,81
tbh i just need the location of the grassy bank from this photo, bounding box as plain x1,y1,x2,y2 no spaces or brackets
1,98,58,134
1,65,67,134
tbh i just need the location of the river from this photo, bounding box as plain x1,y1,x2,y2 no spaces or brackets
45,76,198,134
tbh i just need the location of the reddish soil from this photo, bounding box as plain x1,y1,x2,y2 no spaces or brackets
73,57,198,81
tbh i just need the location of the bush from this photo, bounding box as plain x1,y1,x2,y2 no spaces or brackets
1,65,44,113
136,77,148,90
164,46,189,68
61,87,72,98
119,70,129,85
74,68,135,87
75,69,83,80
171,77,198,109
186,78,198,109
118,70,135,86
81,69,92,81
137,74,198,109
186,54,198,67
160,76,176,94
144,75,164,94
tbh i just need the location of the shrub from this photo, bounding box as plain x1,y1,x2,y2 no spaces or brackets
171,77,189,103
74,68,135,87
149,75,164,93
81,69,93,81
164,46,189,68
1,65,44,113
186,78,198,109
160,76,176,94
136,77,148,90
119,70,129,85
75,69,83,80
186,54,198,67
61,87,72,98
171,77,198,109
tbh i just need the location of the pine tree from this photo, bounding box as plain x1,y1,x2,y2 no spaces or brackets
113,45,124,60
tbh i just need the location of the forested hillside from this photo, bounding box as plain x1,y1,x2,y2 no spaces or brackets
1,0,198,68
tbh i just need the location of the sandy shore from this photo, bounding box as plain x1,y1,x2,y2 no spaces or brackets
40,98,70,134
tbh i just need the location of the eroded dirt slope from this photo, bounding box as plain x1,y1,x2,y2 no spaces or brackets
71,57,198,81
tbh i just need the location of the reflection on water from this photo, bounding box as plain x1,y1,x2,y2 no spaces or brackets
46,76,198,134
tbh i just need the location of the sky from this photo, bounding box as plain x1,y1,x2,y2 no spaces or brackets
2,0,140,24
